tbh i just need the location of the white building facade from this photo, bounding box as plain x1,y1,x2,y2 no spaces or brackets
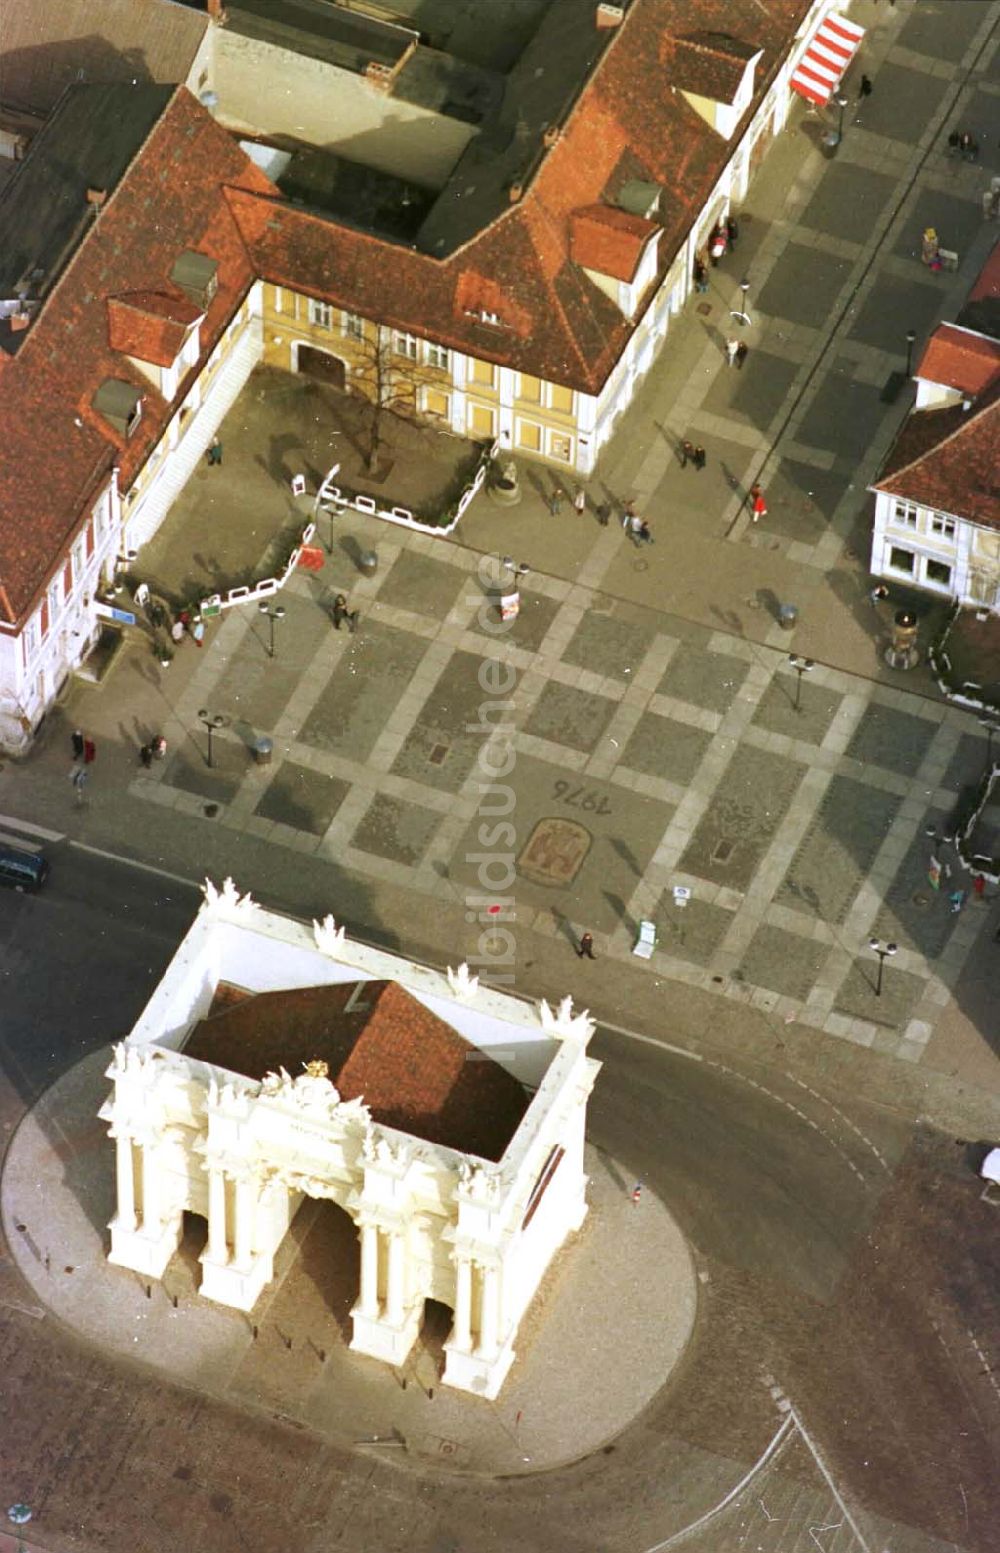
100,880,600,1401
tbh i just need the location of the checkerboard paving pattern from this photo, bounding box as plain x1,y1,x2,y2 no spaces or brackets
140,531,994,1066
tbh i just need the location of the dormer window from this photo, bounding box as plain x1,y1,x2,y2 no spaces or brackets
93,379,143,438
170,251,218,311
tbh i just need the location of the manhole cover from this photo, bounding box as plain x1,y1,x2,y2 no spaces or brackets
429,743,449,766
696,302,712,316
632,558,650,571
712,838,735,863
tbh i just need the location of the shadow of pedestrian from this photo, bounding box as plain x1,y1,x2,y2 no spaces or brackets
755,587,782,623
709,605,744,635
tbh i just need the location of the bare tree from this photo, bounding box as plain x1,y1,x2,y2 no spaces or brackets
350,323,425,474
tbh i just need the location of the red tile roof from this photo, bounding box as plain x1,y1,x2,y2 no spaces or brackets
3,0,812,630
228,0,810,396
570,205,658,283
184,979,529,1161
916,324,1000,398
874,381,1000,530
876,237,1000,530
0,87,276,626
106,292,203,368
669,30,760,102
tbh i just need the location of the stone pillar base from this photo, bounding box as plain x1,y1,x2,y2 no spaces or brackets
350,1301,421,1367
442,1333,516,1401
199,1250,273,1311
107,1213,181,1280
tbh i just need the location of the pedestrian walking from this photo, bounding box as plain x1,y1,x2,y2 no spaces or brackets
622,497,637,521
680,439,695,468
949,888,966,914
973,874,986,901
206,435,223,466
749,482,768,522
735,341,749,370
548,489,564,517
724,338,739,367
71,729,84,762
573,486,586,516
692,445,706,471
170,618,185,644
726,215,739,248
869,583,889,607
191,617,205,648
631,1182,642,1205
151,734,167,759
635,519,653,546
333,594,359,633
710,221,727,264
139,744,153,769
693,255,708,294
83,736,96,764
576,931,596,960
70,766,88,806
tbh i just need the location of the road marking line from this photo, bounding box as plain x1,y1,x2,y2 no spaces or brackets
640,1413,794,1551
786,1401,875,1553
68,841,199,891
598,1021,703,1062
0,830,44,854
0,812,64,843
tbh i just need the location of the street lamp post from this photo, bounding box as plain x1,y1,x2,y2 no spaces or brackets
788,654,814,711
905,329,916,378
197,709,225,768
868,936,897,997
731,277,752,328
836,92,848,141
259,602,286,659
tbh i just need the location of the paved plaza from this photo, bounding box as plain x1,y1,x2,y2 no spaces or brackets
135,500,993,1064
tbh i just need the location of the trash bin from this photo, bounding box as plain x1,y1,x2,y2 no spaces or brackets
358,549,378,577
252,736,273,766
778,603,799,631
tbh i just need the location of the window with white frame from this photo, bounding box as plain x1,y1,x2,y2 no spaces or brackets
547,429,573,463
72,534,87,582
309,300,334,330
891,500,919,529
925,558,953,589
48,577,62,617
888,545,915,575
929,513,957,540
24,615,41,658
394,331,418,361
342,311,364,340
425,342,450,371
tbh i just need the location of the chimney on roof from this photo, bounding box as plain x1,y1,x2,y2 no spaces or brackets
9,312,30,333
508,181,524,203
86,188,106,208
596,2,625,27
206,0,227,19
543,124,560,149
962,398,974,412
365,61,395,91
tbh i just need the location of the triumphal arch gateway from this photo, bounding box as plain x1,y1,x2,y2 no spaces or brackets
100,880,600,1399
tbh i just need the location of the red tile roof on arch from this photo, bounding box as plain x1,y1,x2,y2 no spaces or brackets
184,979,530,1162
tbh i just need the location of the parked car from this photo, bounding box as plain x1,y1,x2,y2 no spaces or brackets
0,845,48,891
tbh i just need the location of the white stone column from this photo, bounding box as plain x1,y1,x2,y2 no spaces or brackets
451,1256,472,1352
386,1231,405,1326
359,1223,380,1317
479,1263,500,1357
207,1168,228,1264
234,1177,254,1268
115,1133,137,1232
141,1142,160,1233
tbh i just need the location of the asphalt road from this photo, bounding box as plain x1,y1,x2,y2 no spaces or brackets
0,843,997,1553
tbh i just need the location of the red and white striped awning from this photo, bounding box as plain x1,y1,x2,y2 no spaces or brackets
790,13,865,106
